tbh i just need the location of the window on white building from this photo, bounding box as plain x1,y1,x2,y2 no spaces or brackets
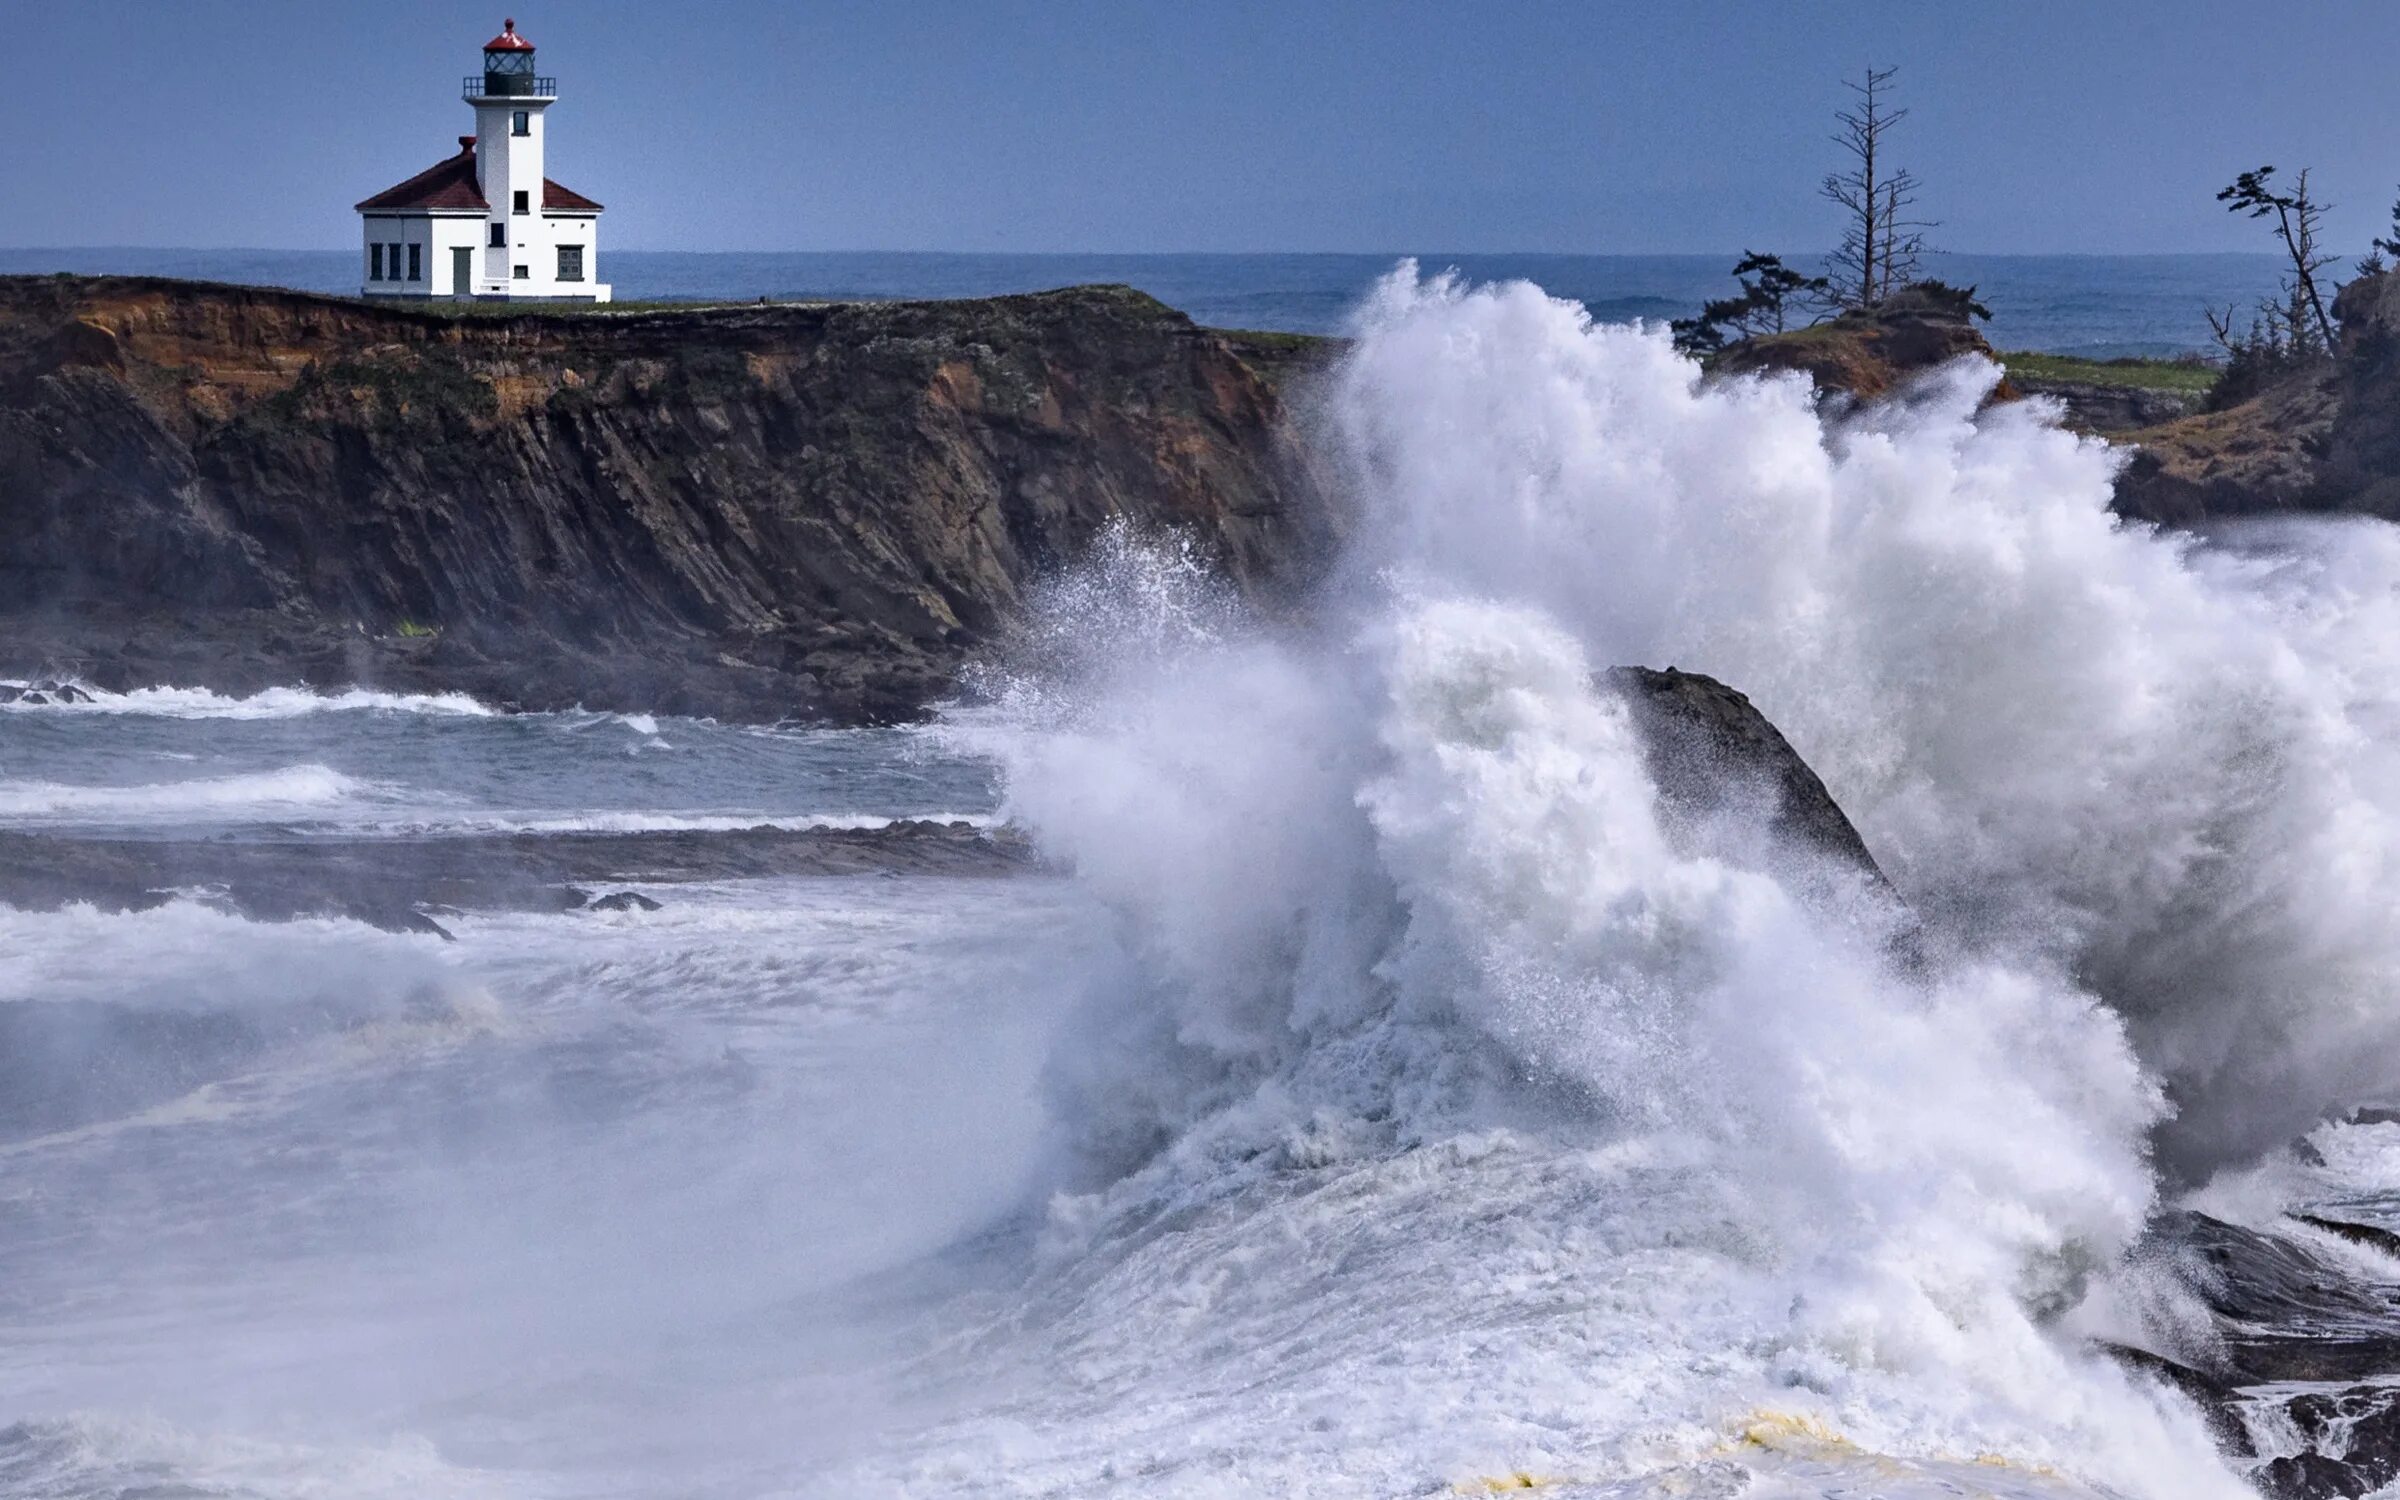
557,245,584,282
408,244,422,281
489,223,506,247
513,190,529,214
370,244,384,281
514,265,529,280
512,111,530,136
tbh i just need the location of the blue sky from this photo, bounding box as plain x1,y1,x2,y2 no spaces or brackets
7,0,2398,254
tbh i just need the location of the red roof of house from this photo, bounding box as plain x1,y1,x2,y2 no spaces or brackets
354,137,605,215
484,18,534,51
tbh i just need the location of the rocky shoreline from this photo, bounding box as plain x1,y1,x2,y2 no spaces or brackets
0,275,1336,723
11,272,2392,724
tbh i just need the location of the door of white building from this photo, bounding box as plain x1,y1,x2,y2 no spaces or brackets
452,247,474,299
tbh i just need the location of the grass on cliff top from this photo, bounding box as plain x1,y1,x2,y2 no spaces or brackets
417,298,815,318
1214,328,1330,354
2000,351,2221,394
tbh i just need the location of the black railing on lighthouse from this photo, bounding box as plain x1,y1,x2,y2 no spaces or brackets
464,74,556,98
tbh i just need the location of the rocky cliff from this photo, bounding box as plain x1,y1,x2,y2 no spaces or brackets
2111,268,2400,525
0,276,1334,720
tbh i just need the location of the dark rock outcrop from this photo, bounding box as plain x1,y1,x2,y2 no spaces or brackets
1606,665,1892,892
0,275,1335,721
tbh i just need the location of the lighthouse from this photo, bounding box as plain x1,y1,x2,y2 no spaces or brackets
354,19,611,302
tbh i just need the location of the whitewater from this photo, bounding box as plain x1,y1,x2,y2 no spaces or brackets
11,265,2400,1498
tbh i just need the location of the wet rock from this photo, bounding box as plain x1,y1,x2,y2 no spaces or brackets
2253,1388,2400,1500
2098,1342,2249,1453
17,691,46,705
2130,1206,2400,1499
2259,1450,2381,1500
2143,1209,2400,1384
589,890,662,912
1605,665,1892,891
2294,1213,2400,1260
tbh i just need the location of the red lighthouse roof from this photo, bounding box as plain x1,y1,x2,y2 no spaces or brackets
354,136,605,215
483,18,534,51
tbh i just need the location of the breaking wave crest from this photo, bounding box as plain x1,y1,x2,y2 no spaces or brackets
912,265,2400,1495
0,764,373,820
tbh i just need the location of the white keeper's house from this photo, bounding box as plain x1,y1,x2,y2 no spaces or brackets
355,18,610,302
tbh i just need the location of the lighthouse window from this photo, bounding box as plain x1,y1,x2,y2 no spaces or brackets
513,190,529,214
408,244,422,281
489,223,507,247
514,265,530,280
512,111,530,137
557,245,584,282
370,244,384,281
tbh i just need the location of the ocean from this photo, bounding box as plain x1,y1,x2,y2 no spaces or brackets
13,266,2400,1499
0,246,2293,357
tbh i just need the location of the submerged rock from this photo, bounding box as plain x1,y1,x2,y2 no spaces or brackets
589,890,662,912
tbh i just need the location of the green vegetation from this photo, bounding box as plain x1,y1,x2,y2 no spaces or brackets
394,619,438,638
1212,328,1336,389
1211,328,1328,355
2000,352,2221,396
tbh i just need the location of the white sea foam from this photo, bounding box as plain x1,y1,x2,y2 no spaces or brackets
880,265,2400,1495
0,763,375,819
0,1413,513,1500
357,810,999,835
1,683,501,718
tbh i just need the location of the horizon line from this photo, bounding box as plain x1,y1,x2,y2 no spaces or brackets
0,245,2294,261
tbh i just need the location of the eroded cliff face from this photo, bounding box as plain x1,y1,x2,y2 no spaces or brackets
0,276,1335,719
2110,269,2400,526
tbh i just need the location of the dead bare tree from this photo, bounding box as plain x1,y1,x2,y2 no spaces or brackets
1821,67,1935,310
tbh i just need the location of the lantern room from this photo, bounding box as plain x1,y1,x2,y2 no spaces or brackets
469,19,553,99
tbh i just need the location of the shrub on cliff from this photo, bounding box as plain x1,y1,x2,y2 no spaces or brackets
1670,253,1832,357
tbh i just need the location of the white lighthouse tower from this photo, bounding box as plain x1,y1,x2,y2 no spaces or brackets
355,18,610,302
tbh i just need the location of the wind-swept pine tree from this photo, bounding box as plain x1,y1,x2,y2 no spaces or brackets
1670,252,1833,356
2217,167,2337,352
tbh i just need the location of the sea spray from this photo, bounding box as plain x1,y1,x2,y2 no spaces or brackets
912,270,2287,1494
1330,268,2400,1175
